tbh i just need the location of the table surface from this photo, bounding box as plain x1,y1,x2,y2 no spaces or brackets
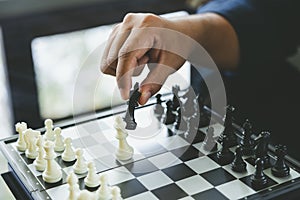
0,151,16,200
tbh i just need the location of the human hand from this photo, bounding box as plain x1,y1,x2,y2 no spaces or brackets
100,13,186,105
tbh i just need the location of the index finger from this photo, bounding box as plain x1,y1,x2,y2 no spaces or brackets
116,29,155,99
116,49,149,99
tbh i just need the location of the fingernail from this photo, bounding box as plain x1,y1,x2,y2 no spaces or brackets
140,91,151,105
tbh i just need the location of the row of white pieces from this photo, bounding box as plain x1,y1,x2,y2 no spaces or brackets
15,120,65,157
36,138,89,184
67,172,122,200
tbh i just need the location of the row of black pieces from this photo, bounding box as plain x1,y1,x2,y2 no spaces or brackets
125,84,200,130
154,89,207,132
203,117,290,191
221,143,290,190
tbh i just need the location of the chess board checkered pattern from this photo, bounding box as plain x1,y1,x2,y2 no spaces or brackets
7,106,300,200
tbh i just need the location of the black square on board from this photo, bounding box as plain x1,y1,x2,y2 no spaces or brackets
200,168,235,186
208,151,234,166
162,163,197,181
37,171,68,190
179,130,206,144
171,145,204,161
56,156,76,168
77,177,99,192
152,183,188,200
125,159,158,177
20,153,35,165
192,188,229,200
116,179,147,198
240,175,277,191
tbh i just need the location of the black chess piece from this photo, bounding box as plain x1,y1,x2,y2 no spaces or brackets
153,94,164,121
251,158,268,190
187,114,198,132
271,144,290,177
197,95,210,128
241,119,255,156
164,100,176,125
217,135,234,165
254,131,271,169
218,105,237,147
231,146,247,173
174,107,188,132
203,127,217,152
181,87,197,118
124,83,141,130
171,85,181,112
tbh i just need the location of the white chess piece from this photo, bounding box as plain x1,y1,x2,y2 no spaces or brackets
96,174,112,200
111,186,122,200
73,148,87,174
15,122,27,152
84,161,100,188
67,172,80,200
42,141,62,183
44,119,55,141
62,137,76,162
78,190,97,200
114,116,134,161
54,127,65,152
24,129,40,159
33,135,46,171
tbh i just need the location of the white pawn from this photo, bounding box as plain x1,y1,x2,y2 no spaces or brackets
33,135,46,171
44,119,55,141
24,129,40,159
84,161,100,188
73,148,87,174
111,186,122,200
96,174,112,200
15,122,27,152
77,190,97,200
54,127,65,152
62,137,76,162
42,141,62,183
114,116,134,161
67,172,80,200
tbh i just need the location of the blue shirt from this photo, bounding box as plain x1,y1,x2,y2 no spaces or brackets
198,0,300,68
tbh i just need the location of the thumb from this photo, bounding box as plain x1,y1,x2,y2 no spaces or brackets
139,63,176,105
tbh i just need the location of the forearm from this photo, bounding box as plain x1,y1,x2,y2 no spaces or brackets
165,13,240,70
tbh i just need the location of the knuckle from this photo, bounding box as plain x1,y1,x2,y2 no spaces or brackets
112,23,121,33
140,13,160,25
123,13,135,23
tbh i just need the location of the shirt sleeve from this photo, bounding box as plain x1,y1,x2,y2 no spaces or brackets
197,0,300,68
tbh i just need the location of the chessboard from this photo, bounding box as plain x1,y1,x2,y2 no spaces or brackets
1,95,300,200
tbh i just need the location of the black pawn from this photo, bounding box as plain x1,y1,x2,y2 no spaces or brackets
217,135,234,165
203,127,217,152
251,158,268,190
154,94,164,121
164,100,176,125
241,119,255,156
271,144,290,177
231,146,247,173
